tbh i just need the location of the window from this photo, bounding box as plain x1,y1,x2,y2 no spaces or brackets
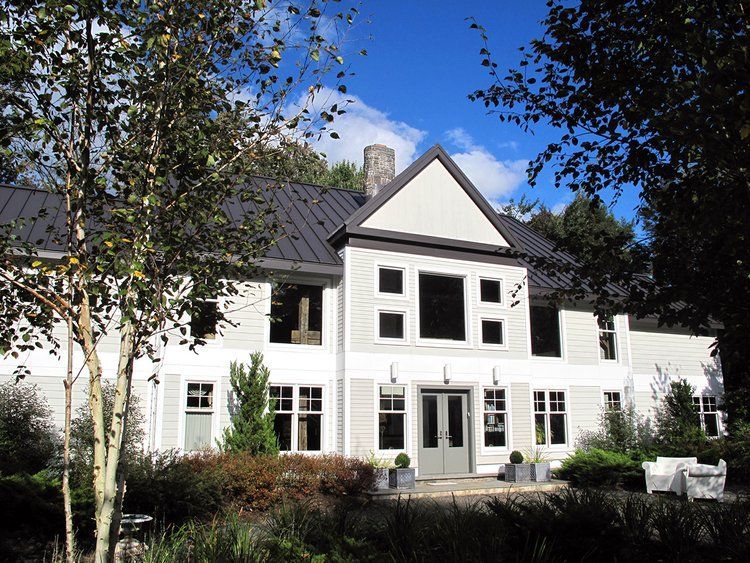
598,317,618,360
418,273,466,341
270,385,323,451
604,391,622,410
530,304,562,357
270,283,323,345
693,395,721,438
378,385,406,449
479,278,503,304
480,319,506,346
184,382,214,451
378,310,405,341
378,267,404,295
534,390,567,446
483,388,507,448
190,299,218,340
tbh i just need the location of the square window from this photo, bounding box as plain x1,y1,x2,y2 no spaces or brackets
604,391,622,410
190,301,218,340
480,278,502,304
378,311,405,340
378,267,404,295
418,273,466,341
186,382,214,410
270,283,323,345
481,319,505,346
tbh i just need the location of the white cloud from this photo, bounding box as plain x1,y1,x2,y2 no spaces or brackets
445,128,528,203
295,87,427,172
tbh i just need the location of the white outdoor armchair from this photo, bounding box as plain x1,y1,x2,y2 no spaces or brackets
685,459,727,502
642,457,697,495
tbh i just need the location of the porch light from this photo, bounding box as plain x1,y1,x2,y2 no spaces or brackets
443,364,452,383
493,366,501,385
390,362,399,382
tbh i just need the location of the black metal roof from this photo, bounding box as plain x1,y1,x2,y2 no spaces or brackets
1,177,624,293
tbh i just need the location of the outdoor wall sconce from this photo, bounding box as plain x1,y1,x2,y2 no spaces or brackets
493,365,502,386
444,364,452,383
390,362,399,382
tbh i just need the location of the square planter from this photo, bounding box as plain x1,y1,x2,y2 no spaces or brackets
530,462,551,482
504,463,531,483
373,468,390,490
389,468,416,489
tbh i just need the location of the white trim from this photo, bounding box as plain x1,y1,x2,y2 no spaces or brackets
265,277,330,353
529,302,566,362
478,316,509,350
415,269,471,347
374,262,408,300
179,378,220,452
602,389,624,410
374,307,409,345
269,382,326,454
596,314,619,364
531,388,571,452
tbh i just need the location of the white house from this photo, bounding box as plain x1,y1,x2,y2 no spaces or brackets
0,144,723,477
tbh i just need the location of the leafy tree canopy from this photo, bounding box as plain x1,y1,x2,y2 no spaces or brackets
472,1,749,423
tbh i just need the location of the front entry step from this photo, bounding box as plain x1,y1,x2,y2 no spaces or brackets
366,477,567,501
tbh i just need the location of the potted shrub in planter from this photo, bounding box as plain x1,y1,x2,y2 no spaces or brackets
525,446,551,482
389,453,416,489
504,450,531,482
366,450,392,490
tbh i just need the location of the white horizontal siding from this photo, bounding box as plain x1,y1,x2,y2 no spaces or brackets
349,378,374,457
569,385,601,444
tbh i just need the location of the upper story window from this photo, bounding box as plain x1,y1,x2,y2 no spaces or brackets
270,283,323,345
190,299,218,340
377,310,406,341
693,395,720,438
604,391,622,410
378,267,405,295
418,273,466,341
598,316,618,361
530,304,562,357
479,278,503,305
480,318,506,347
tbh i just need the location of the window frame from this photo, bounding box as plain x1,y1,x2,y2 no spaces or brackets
188,297,222,345
376,384,408,453
532,389,569,449
693,395,722,438
415,269,470,347
603,390,623,410
374,307,409,345
529,303,564,360
182,380,217,452
478,316,508,350
269,383,325,453
266,279,328,351
597,316,619,362
481,387,510,453
477,276,505,307
375,264,408,299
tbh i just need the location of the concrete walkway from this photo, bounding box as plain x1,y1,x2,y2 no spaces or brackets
366,477,567,501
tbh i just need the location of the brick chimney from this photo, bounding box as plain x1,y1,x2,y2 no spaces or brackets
363,144,395,199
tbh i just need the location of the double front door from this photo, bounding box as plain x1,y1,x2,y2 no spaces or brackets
418,390,471,476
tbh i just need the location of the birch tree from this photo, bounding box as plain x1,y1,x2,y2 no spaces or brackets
0,0,361,560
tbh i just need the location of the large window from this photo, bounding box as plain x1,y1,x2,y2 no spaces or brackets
418,273,466,341
534,390,567,446
378,267,404,295
184,382,214,451
483,388,507,448
270,385,323,451
270,283,323,345
693,395,721,438
598,317,618,360
530,304,562,357
378,385,406,450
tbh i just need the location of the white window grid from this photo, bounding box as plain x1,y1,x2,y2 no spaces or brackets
604,391,622,410
185,382,215,411
598,316,618,361
378,385,407,451
483,388,508,448
693,395,721,437
534,390,568,447
269,384,324,452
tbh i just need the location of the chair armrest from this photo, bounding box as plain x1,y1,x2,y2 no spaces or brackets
642,461,655,474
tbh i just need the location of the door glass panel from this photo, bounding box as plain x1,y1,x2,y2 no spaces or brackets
422,395,438,448
447,395,463,448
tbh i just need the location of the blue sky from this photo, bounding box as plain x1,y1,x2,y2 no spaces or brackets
309,1,641,223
